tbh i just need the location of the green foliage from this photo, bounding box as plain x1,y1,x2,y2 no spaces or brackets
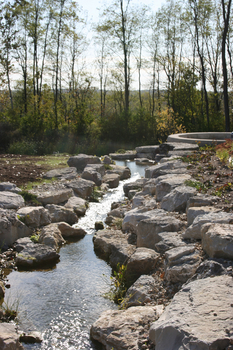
216,139,233,165
104,263,127,304
30,234,40,243
2,295,19,321
185,179,209,193
20,190,39,203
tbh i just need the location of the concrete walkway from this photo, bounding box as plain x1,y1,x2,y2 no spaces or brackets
167,132,231,146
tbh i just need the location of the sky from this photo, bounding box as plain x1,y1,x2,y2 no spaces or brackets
78,0,166,23
75,0,167,89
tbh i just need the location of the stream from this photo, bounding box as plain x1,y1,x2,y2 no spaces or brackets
4,160,146,350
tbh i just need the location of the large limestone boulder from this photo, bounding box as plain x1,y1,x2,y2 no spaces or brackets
109,150,136,160
36,188,73,205
0,182,21,193
82,167,102,186
91,305,164,350
0,323,24,349
164,244,201,283
123,178,147,197
145,160,187,179
45,204,78,225
154,231,185,254
102,173,120,188
201,223,233,260
106,164,131,180
149,275,233,350
122,208,163,233
67,154,101,171
155,174,192,202
183,211,233,240
0,191,25,209
136,145,160,159
161,185,197,212
0,209,32,248
64,196,88,216
39,223,66,249
57,222,86,240
126,247,160,285
187,206,219,226
15,238,60,268
122,275,157,308
136,211,183,249
17,206,51,228
93,229,136,268
65,179,95,199
43,167,77,180
85,163,105,176
186,193,219,211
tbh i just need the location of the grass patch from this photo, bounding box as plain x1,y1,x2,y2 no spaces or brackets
103,263,127,304
185,179,208,193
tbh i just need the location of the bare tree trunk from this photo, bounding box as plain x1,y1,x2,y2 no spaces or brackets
222,0,232,131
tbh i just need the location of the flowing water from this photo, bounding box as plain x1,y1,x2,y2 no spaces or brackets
4,161,146,350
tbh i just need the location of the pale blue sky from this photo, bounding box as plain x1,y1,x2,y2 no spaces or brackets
77,0,166,23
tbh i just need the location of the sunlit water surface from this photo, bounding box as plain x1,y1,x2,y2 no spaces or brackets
4,161,145,349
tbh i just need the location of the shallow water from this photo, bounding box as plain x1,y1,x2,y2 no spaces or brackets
4,161,145,349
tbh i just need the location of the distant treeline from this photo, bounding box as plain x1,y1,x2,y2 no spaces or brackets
0,0,232,155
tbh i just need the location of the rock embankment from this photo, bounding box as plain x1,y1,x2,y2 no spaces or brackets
91,144,233,350
0,153,131,348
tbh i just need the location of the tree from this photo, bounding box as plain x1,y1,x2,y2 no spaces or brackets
221,0,232,131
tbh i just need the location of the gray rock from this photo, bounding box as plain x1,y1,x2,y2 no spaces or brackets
161,185,197,212
0,191,25,209
155,174,192,202
149,275,233,350
164,245,201,283
57,222,86,240
102,173,120,188
188,260,227,282
141,178,157,196
122,275,157,308
85,163,105,176
136,211,183,249
106,164,131,180
145,160,187,179
123,178,146,197
43,167,77,180
0,182,21,193
132,194,145,209
201,223,233,260
93,229,136,268
187,206,219,226
135,158,156,166
95,221,104,230
109,151,136,160
15,240,60,268
102,155,112,164
45,204,78,225
186,194,219,210
165,142,199,151
17,206,51,228
0,209,32,248
91,305,164,350
39,223,66,249
20,331,42,343
67,154,101,171
155,232,185,253
0,280,5,299
183,211,233,240
82,168,102,186
126,247,160,285
64,196,88,216
36,188,74,205
122,208,163,234
0,322,24,349
65,178,95,199
136,145,160,158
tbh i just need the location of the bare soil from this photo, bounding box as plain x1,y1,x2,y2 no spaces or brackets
0,154,69,188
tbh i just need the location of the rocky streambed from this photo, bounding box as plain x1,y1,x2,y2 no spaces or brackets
0,145,233,350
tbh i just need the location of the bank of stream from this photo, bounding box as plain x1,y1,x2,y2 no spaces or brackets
4,161,146,350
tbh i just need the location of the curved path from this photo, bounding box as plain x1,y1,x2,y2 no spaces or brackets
167,132,231,146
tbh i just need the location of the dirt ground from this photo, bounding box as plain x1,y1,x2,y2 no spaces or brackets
0,150,232,212
0,154,69,188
